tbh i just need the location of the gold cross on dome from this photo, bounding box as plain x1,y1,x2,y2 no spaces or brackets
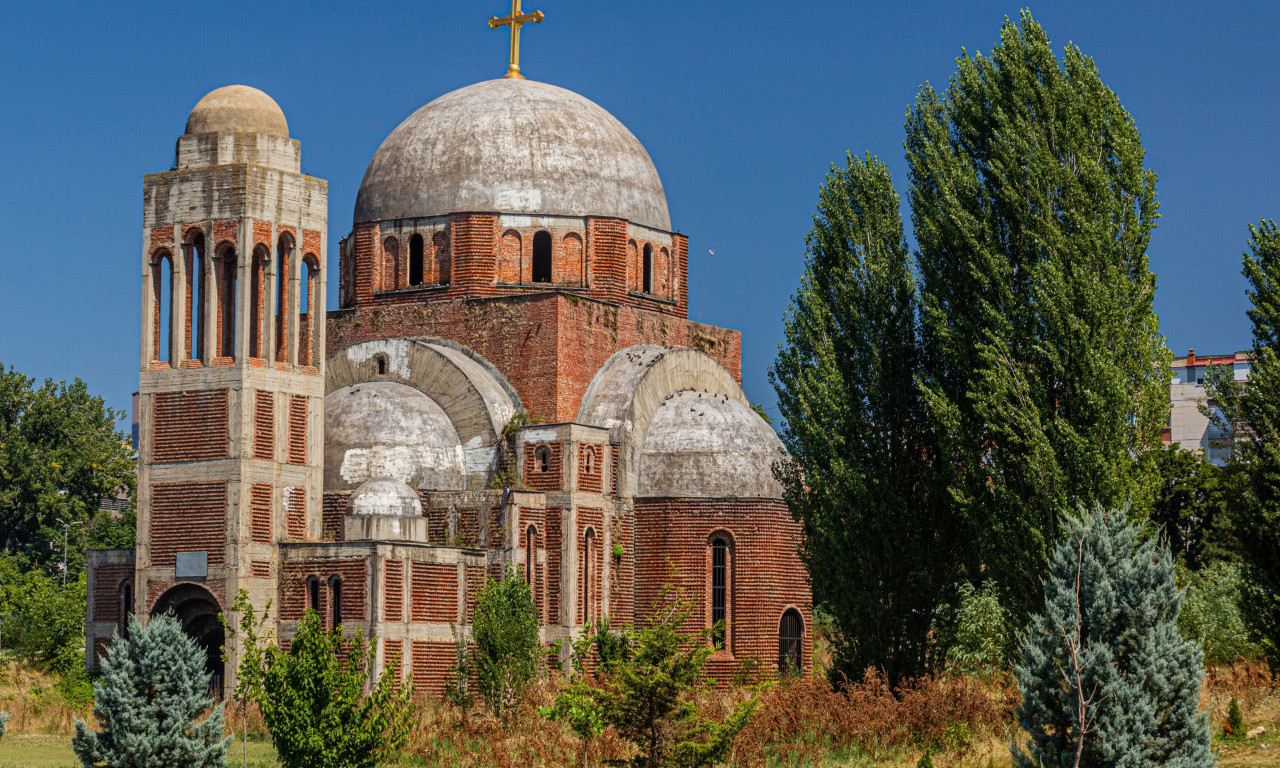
488,0,545,79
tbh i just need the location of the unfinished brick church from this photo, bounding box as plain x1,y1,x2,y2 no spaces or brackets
86,28,811,694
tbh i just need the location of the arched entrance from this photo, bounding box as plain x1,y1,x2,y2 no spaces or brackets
151,583,225,695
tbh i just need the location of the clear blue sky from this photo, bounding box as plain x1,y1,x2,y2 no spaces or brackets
1,1,1276,421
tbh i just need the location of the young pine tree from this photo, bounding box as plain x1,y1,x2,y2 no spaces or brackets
72,614,230,768
771,152,960,683
1014,506,1212,768
906,12,1169,624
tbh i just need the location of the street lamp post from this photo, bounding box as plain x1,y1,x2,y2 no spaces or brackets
59,518,83,585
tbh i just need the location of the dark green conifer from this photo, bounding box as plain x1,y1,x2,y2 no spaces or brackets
1014,506,1212,768
1225,696,1245,740
72,614,229,768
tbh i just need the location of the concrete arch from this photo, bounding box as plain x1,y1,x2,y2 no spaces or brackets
326,338,521,485
577,345,747,498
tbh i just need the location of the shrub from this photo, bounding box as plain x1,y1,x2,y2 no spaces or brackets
0,555,87,677
473,566,541,717
1014,505,1213,768
240,609,413,768
1225,696,1245,740
1179,561,1263,664
71,614,229,768
932,580,1014,677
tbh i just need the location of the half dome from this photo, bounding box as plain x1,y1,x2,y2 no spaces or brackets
324,381,465,491
636,389,787,499
354,79,670,230
185,85,289,137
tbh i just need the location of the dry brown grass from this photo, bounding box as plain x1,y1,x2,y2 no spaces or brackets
0,663,91,736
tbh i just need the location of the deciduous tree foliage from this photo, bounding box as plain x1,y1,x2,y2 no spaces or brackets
0,364,135,573
472,565,541,717
906,12,1168,622
1014,507,1212,768
72,614,230,768
770,153,961,683
1207,219,1280,665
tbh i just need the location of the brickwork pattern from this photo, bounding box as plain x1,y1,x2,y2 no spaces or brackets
250,483,273,544
91,565,135,623
384,560,404,622
384,638,404,684
411,640,456,695
152,390,229,462
253,391,274,460
288,395,307,465
149,481,226,567
322,491,349,540
577,508,604,625
284,487,306,540
411,562,458,623
578,443,604,493
464,565,485,623
251,561,272,579
544,507,562,622
519,507,545,622
279,558,367,624
523,443,563,491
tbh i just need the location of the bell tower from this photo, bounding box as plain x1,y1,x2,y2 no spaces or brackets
134,85,327,692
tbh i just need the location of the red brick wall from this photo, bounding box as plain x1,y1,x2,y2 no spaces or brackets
91,565,135,623
149,481,226,567
609,510,634,623
578,443,604,493
633,498,812,679
284,487,306,540
544,508,562,622
322,491,349,541
251,561,272,579
253,391,274,460
279,557,368,625
410,563,458,623
523,443,562,490
411,640,456,695
326,294,741,423
577,508,605,625
152,390,229,462
288,395,307,466
519,507,545,622
384,638,404,684
384,560,404,622
464,565,485,623
250,483,272,544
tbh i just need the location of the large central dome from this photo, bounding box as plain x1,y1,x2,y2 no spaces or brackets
354,79,671,230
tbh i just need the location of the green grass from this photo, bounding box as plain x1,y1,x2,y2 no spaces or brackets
0,733,280,768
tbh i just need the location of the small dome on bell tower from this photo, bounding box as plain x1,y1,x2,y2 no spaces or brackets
184,85,289,137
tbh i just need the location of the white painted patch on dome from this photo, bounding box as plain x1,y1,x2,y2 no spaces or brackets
345,339,411,379
494,188,542,211
340,444,465,487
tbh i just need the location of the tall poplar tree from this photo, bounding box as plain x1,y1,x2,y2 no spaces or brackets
771,153,961,682
905,12,1169,622
1208,219,1280,663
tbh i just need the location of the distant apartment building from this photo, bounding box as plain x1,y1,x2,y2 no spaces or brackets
1164,349,1251,465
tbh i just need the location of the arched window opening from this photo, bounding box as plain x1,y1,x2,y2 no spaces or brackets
275,235,293,363
186,234,205,361
249,246,269,359
306,576,320,613
779,609,803,674
329,577,343,629
409,234,424,286
434,231,451,286
583,528,596,624
642,244,653,294
525,525,537,593
374,354,387,376
118,580,133,638
300,255,318,366
152,251,173,364
583,448,594,474
535,446,550,473
532,231,552,283
711,537,729,650
217,246,237,359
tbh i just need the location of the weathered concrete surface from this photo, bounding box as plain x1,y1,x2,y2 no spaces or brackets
324,381,465,491
636,388,787,499
348,477,423,517
353,79,671,230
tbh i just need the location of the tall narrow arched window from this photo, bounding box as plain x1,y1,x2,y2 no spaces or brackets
118,580,133,638
583,528,596,624
217,245,237,359
275,234,293,363
525,525,537,592
409,234,424,286
329,576,343,629
535,445,550,473
306,576,320,613
152,251,173,364
532,230,552,283
249,246,269,359
711,536,729,650
779,609,803,674
642,244,653,294
300,255,319,367
186,233,205,362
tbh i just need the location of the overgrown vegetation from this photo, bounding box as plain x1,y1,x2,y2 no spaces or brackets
472,566,541,717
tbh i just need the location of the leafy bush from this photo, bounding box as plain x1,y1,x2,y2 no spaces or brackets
931,580,1013,677
72,614,229,768
1179,561,1263,664
472,566,541,717
236,608,413,768
0,555,86,677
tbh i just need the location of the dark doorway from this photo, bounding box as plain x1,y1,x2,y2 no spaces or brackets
532,231,552,283
778,609,803,674
151,583,226,695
